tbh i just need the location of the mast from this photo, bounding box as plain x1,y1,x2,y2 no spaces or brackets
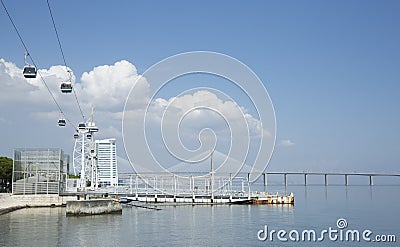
211,150,214,201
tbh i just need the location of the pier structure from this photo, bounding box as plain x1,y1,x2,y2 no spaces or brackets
118,172,251,198
115,172,294,205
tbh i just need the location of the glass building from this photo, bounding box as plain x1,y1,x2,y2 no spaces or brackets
95,139,118,186
12,148,68,195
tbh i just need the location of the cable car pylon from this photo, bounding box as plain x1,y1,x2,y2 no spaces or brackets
72,107,99,189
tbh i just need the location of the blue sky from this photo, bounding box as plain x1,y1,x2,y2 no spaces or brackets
0,0,399,174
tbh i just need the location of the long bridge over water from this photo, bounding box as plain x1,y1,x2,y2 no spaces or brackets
261,172,400,186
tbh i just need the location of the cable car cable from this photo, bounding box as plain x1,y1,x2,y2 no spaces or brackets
46,0,86,122
1,0,30,56
46,0,67,70
1,0,77,130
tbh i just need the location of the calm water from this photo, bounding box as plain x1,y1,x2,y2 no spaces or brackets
1,186,399,246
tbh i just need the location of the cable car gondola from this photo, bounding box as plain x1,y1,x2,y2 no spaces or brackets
23,66,37,78
23,52,37,78
61,70,73,93
78,123,86,130
87,122,98,132
87,133,92,140
58,118,66,127
60,82,72,93
74,133,79,139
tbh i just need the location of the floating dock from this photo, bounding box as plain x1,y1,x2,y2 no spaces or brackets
120,192,294,205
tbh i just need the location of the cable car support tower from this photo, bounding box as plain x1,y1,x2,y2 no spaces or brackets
72,109,99,189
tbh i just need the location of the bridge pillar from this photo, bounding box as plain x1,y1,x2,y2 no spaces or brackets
304,174,307,186
369,176,374,186
324,174,328,186
345,175,348,186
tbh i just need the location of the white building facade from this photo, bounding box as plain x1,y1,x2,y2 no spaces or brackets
95,138,118,186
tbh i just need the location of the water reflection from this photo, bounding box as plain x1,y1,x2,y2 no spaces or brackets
0,186,398,246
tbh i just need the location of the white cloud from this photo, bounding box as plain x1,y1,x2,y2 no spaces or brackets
0,58,272,169
0,59,78,109
0,59,265,138
78,60,149,109
278,139,295,147
0,59,39,103
145,90,267,137
123,89,273,167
